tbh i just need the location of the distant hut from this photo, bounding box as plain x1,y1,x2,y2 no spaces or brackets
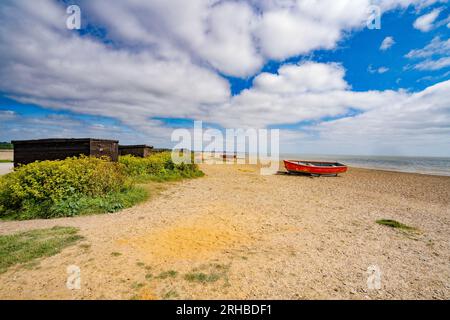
119,145,154,158
12,138,119,167
152,148,172,153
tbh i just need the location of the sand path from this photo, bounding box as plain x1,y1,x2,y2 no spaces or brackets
0,163,13,176
0,164,449,299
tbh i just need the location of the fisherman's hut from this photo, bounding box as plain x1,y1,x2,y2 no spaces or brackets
12,138,119,166
119,145,154,157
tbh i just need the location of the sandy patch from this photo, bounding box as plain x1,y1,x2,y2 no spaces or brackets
118,209,252,262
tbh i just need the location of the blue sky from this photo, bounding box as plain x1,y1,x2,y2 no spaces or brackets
0,1,449,156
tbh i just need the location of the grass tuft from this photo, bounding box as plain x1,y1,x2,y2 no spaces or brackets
145,273,153,280
184,272,221,283
162,289,179,299
156,270,178,279
0,226,83,273
131,282,145,290
376,219,416,231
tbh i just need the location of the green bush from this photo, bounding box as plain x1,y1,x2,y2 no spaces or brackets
119,152,203,182
0,142,13,150
0,152,203,221
0,156,146,220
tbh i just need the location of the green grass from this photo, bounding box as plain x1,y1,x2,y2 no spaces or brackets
50,187,148,217
145,273,153,280
183,263,231,285
1,186,148,221
0,226,83,273
156,270,178,279
162,289,179,299
119,152,204,183
0,160,12,163
131,282,145,290
0,142,13,150
376,219,416,231
184,272,221,283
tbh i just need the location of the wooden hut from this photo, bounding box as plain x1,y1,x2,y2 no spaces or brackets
152,148,172,153
119,145,154,158
12,138,119,166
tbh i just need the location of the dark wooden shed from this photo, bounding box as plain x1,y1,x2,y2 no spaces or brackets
119,145,154,157
152,148,172,153
12,138,119,166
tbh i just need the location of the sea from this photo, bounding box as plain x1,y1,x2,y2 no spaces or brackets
279,154,450,177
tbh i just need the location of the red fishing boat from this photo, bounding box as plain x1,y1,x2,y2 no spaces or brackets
284,160,347,176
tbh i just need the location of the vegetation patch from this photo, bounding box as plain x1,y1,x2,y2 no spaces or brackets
0,160,12,163
0,152,203,221
376,219,416,231
0,226,83,273
156,270,178,279
119,152,204,182
184,272,221,283
184,263,231,285
0,142,13,150
145,273,153,280
162,289,179,299
0,156,148,220
131,282,145,290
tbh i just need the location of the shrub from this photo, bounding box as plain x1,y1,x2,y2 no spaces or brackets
119,152,203,182
0,156,145,220
0,152,203,220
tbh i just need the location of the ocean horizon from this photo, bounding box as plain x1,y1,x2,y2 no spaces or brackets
202,152,450,177
279,154,450,177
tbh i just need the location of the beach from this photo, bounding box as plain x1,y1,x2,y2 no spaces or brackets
0,163,449,299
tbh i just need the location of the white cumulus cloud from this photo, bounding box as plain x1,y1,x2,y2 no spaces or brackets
413,8,442,31
380,36,395,50
406,37,450,71
0,0,449,155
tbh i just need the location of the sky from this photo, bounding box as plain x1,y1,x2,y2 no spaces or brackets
0,0,449,156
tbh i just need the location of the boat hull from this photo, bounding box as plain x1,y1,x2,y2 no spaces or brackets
284,160,347,176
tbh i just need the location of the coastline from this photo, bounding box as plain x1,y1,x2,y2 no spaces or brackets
279,154,450,177
338,165,450,177
346,165,450,177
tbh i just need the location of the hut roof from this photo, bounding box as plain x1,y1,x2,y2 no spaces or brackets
12,138,119,145
119,145,154,149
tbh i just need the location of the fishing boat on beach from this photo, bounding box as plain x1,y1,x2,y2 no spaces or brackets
284,160,347,176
